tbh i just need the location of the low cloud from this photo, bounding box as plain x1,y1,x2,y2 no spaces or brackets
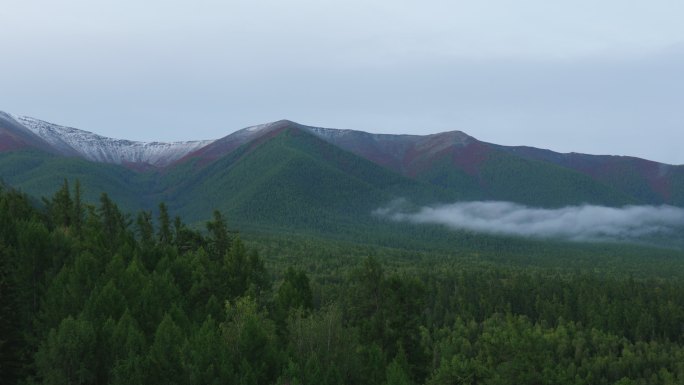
374,200,684,241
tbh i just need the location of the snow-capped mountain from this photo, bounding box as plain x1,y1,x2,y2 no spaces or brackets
0,112,214,167
1,111,480,172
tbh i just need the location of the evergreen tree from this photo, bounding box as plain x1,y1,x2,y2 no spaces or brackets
157,202,172,245
109,311,146,385
72,180,83,238
223,296,280,384
0,244,22,384
385,346,413,385
206,210,230,260
185,316,233,385
173,216,182,246
136,210,154,244
98,193,127,247
147,314,187,385
50,179,73,228
276,267,313,325
35,316,97,385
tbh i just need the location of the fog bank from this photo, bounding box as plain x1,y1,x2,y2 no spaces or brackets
374,200,684,241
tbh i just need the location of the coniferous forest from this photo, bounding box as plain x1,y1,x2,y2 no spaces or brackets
2,181,684,385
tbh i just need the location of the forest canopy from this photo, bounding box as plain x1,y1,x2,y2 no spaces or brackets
1,181,684,385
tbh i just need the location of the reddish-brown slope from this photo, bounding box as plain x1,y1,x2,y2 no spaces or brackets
0,112,55,153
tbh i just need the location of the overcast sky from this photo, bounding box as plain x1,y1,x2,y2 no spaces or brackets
1,0,683,164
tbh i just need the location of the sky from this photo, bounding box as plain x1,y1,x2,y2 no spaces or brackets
1,0,683,164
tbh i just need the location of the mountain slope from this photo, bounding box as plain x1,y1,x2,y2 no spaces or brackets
0,111,58,153
1,110,682,228
496,145,684,205
305,126,636,207
1,112,214,168
161,123,454,232
0,150,151,213
0,121,456,241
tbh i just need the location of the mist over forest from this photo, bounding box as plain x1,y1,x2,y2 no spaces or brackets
376,200,684,242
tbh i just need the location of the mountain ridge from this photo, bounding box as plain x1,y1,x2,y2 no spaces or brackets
0,111,215,168
1,110,683,219
4,111,681,168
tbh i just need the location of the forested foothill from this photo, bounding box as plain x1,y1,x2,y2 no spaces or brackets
2,181,684,385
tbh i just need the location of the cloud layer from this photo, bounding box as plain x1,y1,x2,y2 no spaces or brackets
374,201,684,241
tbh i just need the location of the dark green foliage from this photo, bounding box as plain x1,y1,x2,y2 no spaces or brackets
477,151,634,207
184,316,233,385
426,314,684,385
220,237,270,299
157,202,172,245
109,311,146,384
386,346,413,385
44,179,73,228
147,314,187,385
35,316,97,385
223,296,280,385
136,210,154,244
0,244,22,383
98,193,129,248
285,305,360,384
72,180,84,238
276,267,313,314
2,182,684,385
0,150,147,214
206,210,230,259
347,257,428,380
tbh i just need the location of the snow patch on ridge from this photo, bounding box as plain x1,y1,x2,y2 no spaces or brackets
17,116,215,167
245,123,274,132
307,126,357,138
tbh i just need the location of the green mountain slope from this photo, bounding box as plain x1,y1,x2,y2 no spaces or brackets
0,150,152,212
0,123,679,251
476,151,636,206
161,126,454,234
409,146,635,207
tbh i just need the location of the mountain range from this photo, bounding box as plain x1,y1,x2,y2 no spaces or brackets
1,110,683,243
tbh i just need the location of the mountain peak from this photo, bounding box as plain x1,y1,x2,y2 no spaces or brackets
272,119,299,126
242,119,301,133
